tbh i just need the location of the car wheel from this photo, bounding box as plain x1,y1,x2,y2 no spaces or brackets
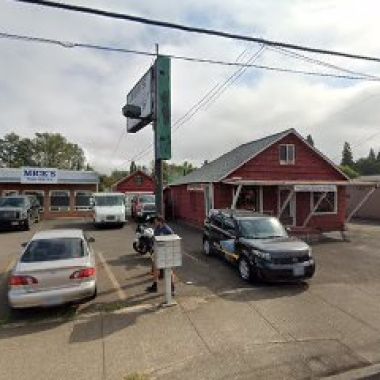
203,238,213,256
23,217,30,231
238,256,252,282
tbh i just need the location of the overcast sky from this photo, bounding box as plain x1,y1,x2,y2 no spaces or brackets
1,0,380,174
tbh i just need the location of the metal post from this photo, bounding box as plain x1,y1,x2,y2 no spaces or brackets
164,268,172,305
154,43,164,217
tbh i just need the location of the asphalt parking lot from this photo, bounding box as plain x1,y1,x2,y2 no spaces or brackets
1,218,380,379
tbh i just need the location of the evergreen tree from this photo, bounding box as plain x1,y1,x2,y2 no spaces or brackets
368,148,376,161
377,151,380,162
306,134,314,147
341,142,354,167
129,160,137,173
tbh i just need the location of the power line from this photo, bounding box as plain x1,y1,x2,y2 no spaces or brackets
15,0,380,64
1,31,378,82
116,45,266,169
268,46,380,80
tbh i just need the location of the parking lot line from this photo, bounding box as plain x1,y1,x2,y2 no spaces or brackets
96,250,127,301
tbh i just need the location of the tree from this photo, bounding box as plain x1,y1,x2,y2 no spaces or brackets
129,160,137,173
306,134,314,147
340,165,359,179
0,133,35,167
341,142,354,167
32,133,85,170
376,151,380,162
368,148,376,161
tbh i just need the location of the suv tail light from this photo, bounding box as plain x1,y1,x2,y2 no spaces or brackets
70,268,96,280
9,275,38,286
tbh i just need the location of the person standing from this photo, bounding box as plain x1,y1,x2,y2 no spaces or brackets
146,216,175,294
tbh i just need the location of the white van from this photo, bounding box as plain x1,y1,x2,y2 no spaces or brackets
92,192,126,227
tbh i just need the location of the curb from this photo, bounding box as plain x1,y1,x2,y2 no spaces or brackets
323,363,380,380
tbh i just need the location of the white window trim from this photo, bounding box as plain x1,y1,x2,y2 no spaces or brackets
310,191,338,215
2,190,19,196
23,190,45,211
74,190,93,211
279,144,295,165
49,190,71,212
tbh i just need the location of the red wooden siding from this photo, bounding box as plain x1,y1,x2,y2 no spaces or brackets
228,133,347,182
114,171,155,194
213,183,233,209
169,184,205,227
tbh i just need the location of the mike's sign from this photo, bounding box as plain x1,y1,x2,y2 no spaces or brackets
21,168,58,184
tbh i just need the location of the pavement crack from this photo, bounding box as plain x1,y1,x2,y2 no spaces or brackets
177,300,214,355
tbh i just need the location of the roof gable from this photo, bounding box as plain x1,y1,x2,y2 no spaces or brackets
170,129,294,186
111,170,153,189
169,128,348,186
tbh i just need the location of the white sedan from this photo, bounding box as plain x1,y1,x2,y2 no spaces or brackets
8,229,97,309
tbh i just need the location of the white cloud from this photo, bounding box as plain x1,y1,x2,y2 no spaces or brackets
1,0,380,174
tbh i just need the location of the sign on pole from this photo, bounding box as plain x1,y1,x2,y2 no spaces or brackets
155,56,171,160
126,67,153,133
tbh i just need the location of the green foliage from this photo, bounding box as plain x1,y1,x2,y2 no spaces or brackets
0,132,86,170
340,142,354,167
129,160,137,173
339,165,359,179
160,160,197,183
368,148,376,161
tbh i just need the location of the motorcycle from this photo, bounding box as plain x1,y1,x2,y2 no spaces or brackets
133,221,154,255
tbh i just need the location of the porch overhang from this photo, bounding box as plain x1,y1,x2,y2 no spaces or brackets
222,179,370,187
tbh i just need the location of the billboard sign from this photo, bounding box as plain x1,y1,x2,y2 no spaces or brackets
126,67,153,133
21,167,58,184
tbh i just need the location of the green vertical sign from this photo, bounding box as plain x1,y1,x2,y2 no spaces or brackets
155,56,171,160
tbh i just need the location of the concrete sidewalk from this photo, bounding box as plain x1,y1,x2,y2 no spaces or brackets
1,285,379,380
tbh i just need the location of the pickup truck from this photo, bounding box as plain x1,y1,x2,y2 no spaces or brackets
0,195,40,231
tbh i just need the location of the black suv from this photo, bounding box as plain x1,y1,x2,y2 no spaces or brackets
0,195,41,231
203,209,315,282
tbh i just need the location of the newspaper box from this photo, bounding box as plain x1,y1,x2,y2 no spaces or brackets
154,234,182,269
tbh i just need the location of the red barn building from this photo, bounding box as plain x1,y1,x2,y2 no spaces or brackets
111,170,155,195
166,129,350,234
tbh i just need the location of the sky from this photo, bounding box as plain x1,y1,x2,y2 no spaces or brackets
1,0,380,174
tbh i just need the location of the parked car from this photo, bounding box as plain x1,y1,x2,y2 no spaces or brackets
202,209,315,282
91,192,126,227
8,229,97,309
131,194,156,221
0,195,40,231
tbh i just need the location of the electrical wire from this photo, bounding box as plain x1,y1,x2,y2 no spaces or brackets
1,31,378,82
268,46,380,80
15,0,380,64
116,45,266,169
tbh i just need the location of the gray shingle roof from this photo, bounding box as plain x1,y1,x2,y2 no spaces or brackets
170,129,294,186
355,175,380,183
0,168,99,184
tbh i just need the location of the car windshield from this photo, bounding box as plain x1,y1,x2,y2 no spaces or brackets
0,197,25,208
94,196,124,207
139,195,155,203
239,217,287,239
21,238,85,262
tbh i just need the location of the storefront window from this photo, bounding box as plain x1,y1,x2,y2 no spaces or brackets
312,191,337,214
75,191,92,211
50,190,70,211
24,190,45,211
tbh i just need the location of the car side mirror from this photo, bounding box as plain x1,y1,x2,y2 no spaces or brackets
87,236,95,243
21,242,28,248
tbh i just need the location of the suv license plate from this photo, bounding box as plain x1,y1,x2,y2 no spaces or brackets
293,266,305,276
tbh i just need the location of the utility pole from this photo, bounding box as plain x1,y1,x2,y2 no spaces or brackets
154,43,164,217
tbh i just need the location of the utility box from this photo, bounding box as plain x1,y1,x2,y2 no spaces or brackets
154,234,182,269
